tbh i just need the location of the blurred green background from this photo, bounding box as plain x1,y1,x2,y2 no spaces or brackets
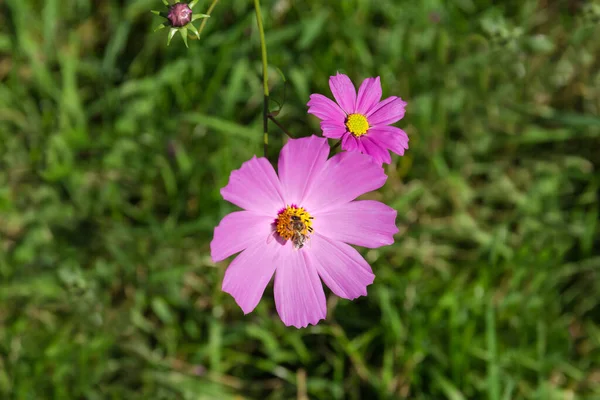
1,0,599,398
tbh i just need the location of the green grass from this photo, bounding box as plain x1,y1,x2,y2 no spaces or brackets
1,0,599,398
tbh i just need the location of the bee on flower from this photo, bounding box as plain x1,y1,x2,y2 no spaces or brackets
211,136,398,328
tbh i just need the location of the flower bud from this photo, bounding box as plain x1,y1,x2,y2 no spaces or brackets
168,3,193,27
151,0,210,46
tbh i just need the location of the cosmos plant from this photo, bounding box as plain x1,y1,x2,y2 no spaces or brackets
151,1,410,327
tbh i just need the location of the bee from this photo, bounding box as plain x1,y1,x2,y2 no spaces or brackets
291,231,308,249
290,215,313,249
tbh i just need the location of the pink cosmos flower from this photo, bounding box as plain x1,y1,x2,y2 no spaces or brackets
307,73,409,165
210,135,398,328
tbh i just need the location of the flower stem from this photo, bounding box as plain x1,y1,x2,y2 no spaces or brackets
254,0,269,157
268,114,295,139
197,0,220,38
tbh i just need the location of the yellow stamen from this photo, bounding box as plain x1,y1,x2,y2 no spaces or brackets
346,113,370,137
275,205,314,242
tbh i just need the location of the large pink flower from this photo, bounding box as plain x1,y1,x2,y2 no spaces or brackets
307,73,409,165
211,136,398,328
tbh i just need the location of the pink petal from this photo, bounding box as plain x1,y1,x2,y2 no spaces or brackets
274,244,326,328
221,156,284,216
361,136,392,165
308,234,374,300
367,126,409,156
303,151,387,213
222,238,281,314
355,77,382,115
211,211,274,262
355,136,367,153
312,200,398,248
321,121,347,139
307,94,346,123
278,136,329,205
367,96,407,126
329,73,357,114
341,132,358,152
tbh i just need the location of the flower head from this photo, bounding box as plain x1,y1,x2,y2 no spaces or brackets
168,3,193,27
308,73,409,165
151,0,209,47
211,136,398,328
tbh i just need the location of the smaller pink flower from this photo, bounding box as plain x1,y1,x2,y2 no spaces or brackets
307,73,408,165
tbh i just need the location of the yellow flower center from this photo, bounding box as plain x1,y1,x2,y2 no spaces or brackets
346,113,370,137
275,205,314,249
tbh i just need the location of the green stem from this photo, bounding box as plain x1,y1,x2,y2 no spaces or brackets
254,0,269,157
197,0,220,38
268,114,295,139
